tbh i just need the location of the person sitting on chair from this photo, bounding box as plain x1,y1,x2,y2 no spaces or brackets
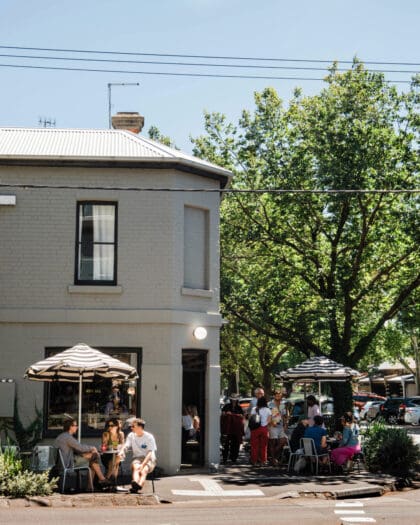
331,413,361,468
118,418,157,493
303,414,328,463
101,418,125,481
54,419,111,490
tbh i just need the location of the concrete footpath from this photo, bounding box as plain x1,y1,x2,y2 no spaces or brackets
0,460,411,509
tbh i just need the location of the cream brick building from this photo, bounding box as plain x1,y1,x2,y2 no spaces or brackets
0,126,231,474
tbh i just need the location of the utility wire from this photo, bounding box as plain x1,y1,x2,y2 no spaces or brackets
0,52,417,74
0,63,413,83
1,44,419,67
0,183,418,194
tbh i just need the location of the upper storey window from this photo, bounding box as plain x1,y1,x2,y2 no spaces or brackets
75,202,117,285
184,205,209,290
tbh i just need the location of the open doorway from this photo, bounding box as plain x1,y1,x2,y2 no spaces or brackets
182,349,206,466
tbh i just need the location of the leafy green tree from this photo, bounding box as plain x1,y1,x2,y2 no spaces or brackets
364,293,420,394
193,62,419,413
148,125,179,149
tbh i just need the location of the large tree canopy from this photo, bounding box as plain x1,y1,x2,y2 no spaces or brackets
193,62,419,402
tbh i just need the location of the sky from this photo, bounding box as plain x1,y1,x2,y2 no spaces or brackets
0,0,419,153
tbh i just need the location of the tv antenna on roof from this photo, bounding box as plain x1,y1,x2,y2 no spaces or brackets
38,117,56,128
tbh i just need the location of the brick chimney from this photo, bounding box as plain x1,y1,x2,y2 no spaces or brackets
111,112,144,134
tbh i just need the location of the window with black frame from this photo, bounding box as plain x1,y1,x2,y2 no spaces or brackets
76,202,117,285
44,348,141,437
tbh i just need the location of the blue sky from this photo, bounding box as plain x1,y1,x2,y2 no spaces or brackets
0,0,418,152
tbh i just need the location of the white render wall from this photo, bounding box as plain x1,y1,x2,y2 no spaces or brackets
0,164,223,474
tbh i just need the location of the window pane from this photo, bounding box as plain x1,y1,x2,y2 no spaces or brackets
93,245,114,280
46,350,139,435
77,203,116,282
79,204,93,243
78,250,93,280
93,205,115,242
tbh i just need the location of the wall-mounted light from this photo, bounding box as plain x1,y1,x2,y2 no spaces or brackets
193,327,208,340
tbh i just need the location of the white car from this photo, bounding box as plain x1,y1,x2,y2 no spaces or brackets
360,400,384,421
403,403,420,425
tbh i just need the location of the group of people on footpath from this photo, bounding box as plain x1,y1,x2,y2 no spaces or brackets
221,388,361,472
54,416,157,493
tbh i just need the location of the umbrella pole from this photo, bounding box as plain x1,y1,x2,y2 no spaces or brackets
78,374,82,442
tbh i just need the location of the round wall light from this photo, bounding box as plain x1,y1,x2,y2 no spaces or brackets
193,326,208,340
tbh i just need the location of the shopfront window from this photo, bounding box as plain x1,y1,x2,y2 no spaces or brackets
44,348,141,437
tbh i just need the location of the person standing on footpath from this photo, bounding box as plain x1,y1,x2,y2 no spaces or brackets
250,396,271,466
306,395,321,426
247,387,265,415
221,394,244,464
268,390,288,465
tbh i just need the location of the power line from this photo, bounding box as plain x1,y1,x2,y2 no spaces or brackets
0,63,413,84
0,52,418,74
1,44,419,67
0,183,418,194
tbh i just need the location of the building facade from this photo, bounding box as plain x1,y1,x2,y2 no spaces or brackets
0,127,231,474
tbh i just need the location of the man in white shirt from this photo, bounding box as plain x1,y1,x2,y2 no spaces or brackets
118,418,157,493
248,387,265,416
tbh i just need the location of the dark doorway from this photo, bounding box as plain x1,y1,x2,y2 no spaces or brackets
182,349,206,466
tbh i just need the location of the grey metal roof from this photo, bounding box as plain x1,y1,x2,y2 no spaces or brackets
0,127,231,184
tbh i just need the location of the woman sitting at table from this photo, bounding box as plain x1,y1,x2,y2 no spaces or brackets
331,413,361,468
101,418,125,481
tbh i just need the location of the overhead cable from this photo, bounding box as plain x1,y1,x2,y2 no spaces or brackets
0,44,419,67
0,183,418,194
0,63,412,83
0,52,417,74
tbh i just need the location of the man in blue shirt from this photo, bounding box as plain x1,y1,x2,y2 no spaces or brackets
304,415,328,454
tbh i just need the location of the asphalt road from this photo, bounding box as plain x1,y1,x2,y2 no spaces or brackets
1,491,420,524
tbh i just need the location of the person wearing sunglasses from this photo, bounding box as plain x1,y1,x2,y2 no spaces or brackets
55,418,111,490
101,418,125,481
118,418,157,493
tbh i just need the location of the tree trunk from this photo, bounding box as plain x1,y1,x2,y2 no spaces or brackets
330,382,353,431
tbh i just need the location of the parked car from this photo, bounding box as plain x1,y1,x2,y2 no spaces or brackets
360,400,385,421
239,397,252,411
399,397,420,425
353,392,386,409
377,397,420,424
403,401,420,426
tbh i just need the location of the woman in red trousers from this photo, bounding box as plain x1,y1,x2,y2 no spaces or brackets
250,396,271,466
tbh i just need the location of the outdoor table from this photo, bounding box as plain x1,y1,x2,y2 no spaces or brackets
327,437,340,450
100,448,120,481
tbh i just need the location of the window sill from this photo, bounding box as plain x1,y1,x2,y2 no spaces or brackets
67,285,123,294
181,287,214,298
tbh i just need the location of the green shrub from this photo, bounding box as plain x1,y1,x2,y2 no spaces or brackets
0,450,57,498
363,421,420,477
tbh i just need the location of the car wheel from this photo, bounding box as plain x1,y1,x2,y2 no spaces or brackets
388,414,398,425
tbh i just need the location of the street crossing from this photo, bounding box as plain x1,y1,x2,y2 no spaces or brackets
335,500,376,523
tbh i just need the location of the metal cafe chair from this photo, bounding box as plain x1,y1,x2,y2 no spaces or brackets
301,437,331,475
57,448,93,493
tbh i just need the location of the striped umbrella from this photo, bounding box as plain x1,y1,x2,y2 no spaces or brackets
25,343,138,440
277,355,360,415
277,355,360,382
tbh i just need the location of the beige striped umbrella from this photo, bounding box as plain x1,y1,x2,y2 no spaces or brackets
25,343,138,440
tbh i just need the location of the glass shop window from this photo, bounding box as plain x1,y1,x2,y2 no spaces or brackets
44,349,141,437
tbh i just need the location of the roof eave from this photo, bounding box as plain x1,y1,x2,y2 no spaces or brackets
0,155,232,188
